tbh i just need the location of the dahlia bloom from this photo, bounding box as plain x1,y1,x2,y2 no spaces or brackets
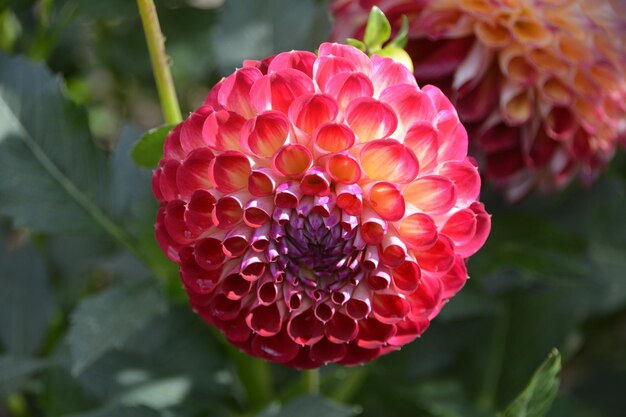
331,0,626,200
153,43,490,368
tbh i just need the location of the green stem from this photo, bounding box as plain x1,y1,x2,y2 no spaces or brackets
303,369,320,396
227,345,273,412
478,298,510,410
136,0,182,124
328,367,367,403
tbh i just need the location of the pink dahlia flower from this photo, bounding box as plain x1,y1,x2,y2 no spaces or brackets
331,0,626,200
153,43,490,368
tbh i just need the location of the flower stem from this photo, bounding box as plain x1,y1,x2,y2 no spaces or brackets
478,297,510,410
303,369,320,395
136,0,182,124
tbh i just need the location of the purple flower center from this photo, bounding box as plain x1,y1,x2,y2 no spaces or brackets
271,210,366,296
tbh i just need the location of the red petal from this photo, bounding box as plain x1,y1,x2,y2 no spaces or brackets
367,181,405,221
250,69,315,114
398,213,438,250
288,93,339,135
240,110,290,158
210,151,251,193
218,67,262,118
287,308,325,345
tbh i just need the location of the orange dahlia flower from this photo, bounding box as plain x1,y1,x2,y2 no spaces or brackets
332,0,626,200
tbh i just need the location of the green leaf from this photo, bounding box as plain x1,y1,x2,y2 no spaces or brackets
363,6,391,52
130,123,175,168
0,52,113,235
0,232,54,355
67,281,167,375
500,349,561,417
0,356,47,399
212,0,330,73
257,395,361,417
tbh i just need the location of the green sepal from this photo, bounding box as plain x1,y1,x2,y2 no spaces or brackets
363,6,391,52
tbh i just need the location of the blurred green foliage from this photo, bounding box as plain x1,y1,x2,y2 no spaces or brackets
0,1,625,416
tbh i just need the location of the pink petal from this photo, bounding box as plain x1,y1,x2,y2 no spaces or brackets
287,308,325,345
379,84,436,134
250,329,300,363
246,304,282,337
300,168,332,196
371,55,417,94
176,148,214,199
210,151,252,193
367,181,405,221
360,139,419,183
240,110,290,158
180,105,212,153
247,168,278,197
438,160,481,203
456,202,491,257
345,97,398,142
203,110,246,151
159,159,180,201
391,260,421,293
440,209,477,246
163,125,185,161
356,317,396,348
268,50,317,77
407,273,442,320
324,71,374,111
325,312,358,343
326,152,361,184
359,207,387,245
218,67,263,118
435,110,468,162
310,337,347,364
243,196,274,228
185,189,216,235
372,293,410,324
335,183,363,215
194,237,226,271
314,123,356,153
414,235,456,274
318,43,372,74
403,175,457,215
221,273,252,300
404,122,439,173
250,69,315,114
213,195,244,230
440,255,468,299
164,200,194,244
397,213,438,250
272,144,313,178
288,93,339,135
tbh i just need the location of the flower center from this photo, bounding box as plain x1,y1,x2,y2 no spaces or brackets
272,211,365,293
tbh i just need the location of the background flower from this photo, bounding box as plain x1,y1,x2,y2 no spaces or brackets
331,0,626,200
153,43,491,367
